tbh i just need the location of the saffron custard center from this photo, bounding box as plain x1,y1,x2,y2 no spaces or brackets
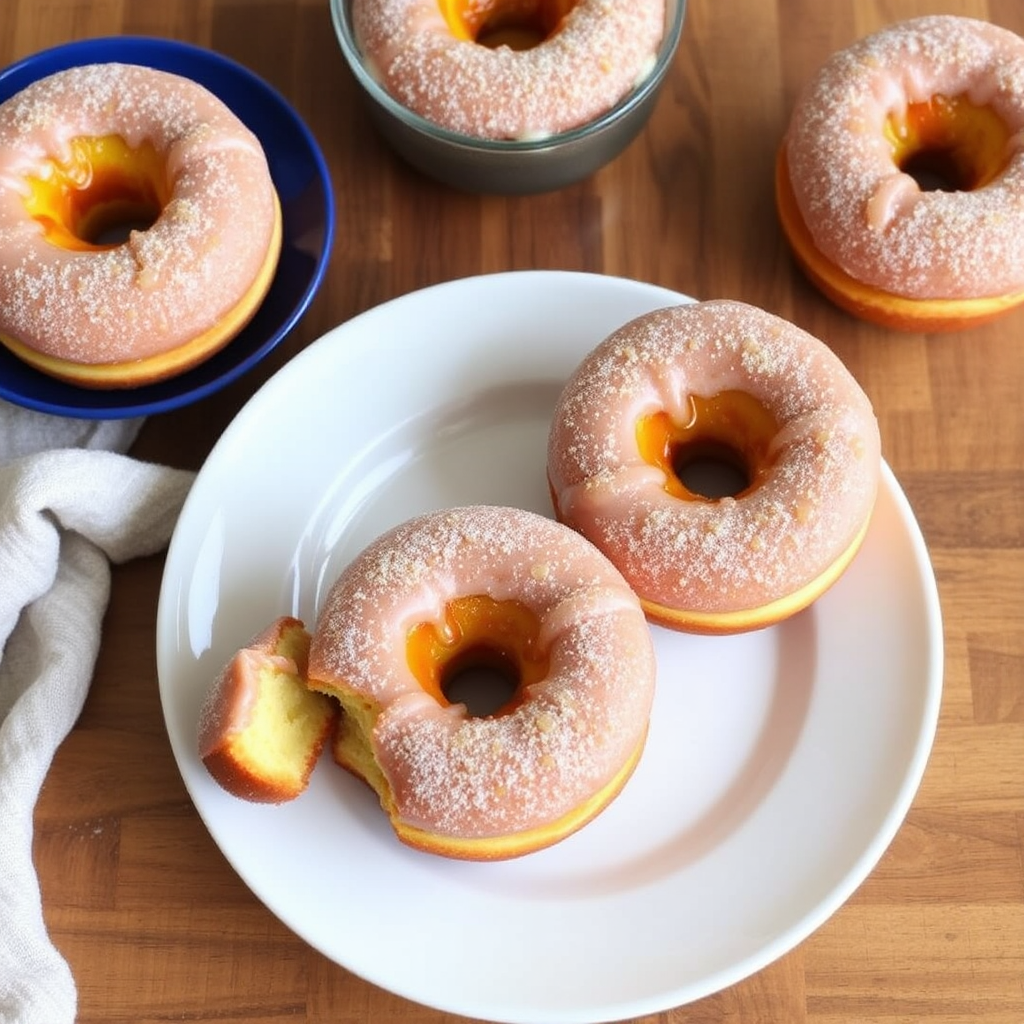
407,595,549,717
437,0,578,49
637,390,779,501
23,134,168,251
885,94,1011,192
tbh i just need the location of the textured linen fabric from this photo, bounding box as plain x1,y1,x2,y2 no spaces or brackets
0,400,194,1024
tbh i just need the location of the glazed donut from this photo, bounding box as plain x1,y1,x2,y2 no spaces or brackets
777,16,1024,331
306,505,657,861
352,0,666,139
198,617,338,804
546,300,882,635
0,62,282,387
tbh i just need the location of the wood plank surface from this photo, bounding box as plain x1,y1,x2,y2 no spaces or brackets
4,0,1023,1021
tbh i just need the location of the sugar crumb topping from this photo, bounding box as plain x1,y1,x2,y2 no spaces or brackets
352,0,666,139
0,62,277,363
547,301,882,613
308,505,655,839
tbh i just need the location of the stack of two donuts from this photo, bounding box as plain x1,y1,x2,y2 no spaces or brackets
198,298,881,862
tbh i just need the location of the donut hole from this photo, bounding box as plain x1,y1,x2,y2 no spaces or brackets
637,392,779,503
82,198,162,246
672,439,751,500
407,595,548,718
899,148,971,193
23,134,169,252
442,646,521,717
888,95,1011,193
440,0,578,50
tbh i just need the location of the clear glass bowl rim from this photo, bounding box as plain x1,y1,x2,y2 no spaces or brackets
329,0,687,154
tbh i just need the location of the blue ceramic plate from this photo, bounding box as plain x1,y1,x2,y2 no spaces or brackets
0,36,334,419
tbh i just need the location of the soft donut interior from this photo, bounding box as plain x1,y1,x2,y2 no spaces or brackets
23,134,169,250
438,0,578,49
636,390,779,502
198,618,339,803
885,94,1010,192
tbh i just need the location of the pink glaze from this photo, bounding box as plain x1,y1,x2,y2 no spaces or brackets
0,63,278,364
196,651,294,756
546,301,881,618
352,0,665,139
197,618,306,758
307,505,656,840
784,16,1024,300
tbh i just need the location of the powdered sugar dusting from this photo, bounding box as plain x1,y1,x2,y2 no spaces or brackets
353,0,666,139
547,301,882,614
785,15,1024,299
0,63,278,364
307,505,655,839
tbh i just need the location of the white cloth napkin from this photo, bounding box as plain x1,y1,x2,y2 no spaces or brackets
0,400,195,1024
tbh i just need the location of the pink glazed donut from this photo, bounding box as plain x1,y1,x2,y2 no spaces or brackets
352,0,666,139
547,300,882,634
0,62,281,387
777,15,1024,330
305,505,656,861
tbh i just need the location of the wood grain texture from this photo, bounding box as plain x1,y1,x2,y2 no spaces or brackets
5,0,1023,1021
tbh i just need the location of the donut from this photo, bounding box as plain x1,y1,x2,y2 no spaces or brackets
351,0,666,139
305,505,657,861
776,15,1024,331
197,617,338,804
0,62,282,387
546,300,882,634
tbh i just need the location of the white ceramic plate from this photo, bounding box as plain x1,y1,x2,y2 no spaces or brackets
157,271,943,1024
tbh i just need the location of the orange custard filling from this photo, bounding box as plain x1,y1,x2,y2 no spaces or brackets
406,595,549,714
23,134,169,251
884,93,1010,192
437,0,577,48
636,390,779,501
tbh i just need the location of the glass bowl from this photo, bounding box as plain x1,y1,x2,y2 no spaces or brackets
329,0,686,194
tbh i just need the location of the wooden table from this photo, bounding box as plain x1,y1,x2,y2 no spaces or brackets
9,0,1023,1021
